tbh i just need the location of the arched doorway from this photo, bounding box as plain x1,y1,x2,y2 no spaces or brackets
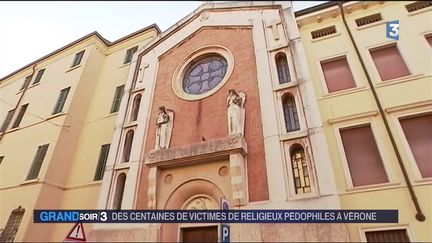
160,179,225,242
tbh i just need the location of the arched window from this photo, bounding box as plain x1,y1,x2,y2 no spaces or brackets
112,173,126,210
275,52,291,84
290,144,311,194
130,94,141,122
282,94,300,132
123,130,134,162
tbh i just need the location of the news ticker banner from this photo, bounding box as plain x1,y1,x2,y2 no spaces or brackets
34,210,398,224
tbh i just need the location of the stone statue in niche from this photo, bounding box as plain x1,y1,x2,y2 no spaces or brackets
227,89,246,136
155,106,174,149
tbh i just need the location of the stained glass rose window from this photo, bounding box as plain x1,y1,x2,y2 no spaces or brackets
182,55,228,95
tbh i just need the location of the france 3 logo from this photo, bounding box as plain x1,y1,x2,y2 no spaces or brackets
386,20,400,40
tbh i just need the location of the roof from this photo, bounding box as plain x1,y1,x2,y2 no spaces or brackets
294,1,339,17
0,23,161,82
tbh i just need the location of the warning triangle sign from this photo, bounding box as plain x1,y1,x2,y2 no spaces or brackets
64,222,86,242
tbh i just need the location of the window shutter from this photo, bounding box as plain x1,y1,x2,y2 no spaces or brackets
400,114,432,178
19,75,32,91
12,104,28,128
53,87,70,115
321,57,356,93
0,109,15,132
0,206,25,242
365,229,410,242
110,85,125,113
26,144,49,180
370,45,410,81
33,69,45,84
93,144,110,181
340,125,388,186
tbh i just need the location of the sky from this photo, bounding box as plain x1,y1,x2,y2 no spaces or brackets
0,1,327,78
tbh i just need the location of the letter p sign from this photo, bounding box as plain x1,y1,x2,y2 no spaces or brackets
386,20,399,40
221,224,230,243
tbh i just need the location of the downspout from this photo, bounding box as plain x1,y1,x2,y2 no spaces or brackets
0,65,36,143
338,2,425,222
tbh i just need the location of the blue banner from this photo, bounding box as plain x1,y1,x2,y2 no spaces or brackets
33,209,398,224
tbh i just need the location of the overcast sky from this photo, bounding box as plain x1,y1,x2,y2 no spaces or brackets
0,1,326,78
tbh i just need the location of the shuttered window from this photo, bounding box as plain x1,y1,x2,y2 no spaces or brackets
52,87,70,115
33,69,45,85
110,85,124,113
400,114,432,178
0,206,25,242
11,104,28,129
365,229,410,242
370,45,410,81
19,75,32,91
124,46,138,64
340,125,388,186
71,50,85,68
0,109,15,132
93,144,110,181
26,144,49,180
321,57,356,93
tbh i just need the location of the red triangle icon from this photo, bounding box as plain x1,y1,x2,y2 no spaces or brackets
64,222,86,242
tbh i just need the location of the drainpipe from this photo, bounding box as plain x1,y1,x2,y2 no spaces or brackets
338,2,425,222
0,65,36,143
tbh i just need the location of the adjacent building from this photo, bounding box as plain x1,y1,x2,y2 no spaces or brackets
0,25,159,242
0,1,430,242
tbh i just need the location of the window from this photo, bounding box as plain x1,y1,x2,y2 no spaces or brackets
0,206,25,242
19,75,32,91
26,144,49,180
52,87,70,115
122,130,134,162
124,46,138,64
275,52,291,84
183,55,228,95
340,125,388,186
0,109,15,132
130,94,141,122
110,85,124,113
94,144,110,181
11,104,28,129
311,26,336,39
282,94,300,132
370,45,410,81
71,50,85,68
33,69,45,85
112,173,126,210
0,156,4,165
290,144,311,194
426,35,432,48
321,56,356,93
365,229,410,242
400,113,432,178
355,13,382,27
405,1,432,13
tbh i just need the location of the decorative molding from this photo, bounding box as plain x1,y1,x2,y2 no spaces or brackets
327,110,378,124
145,134,247,168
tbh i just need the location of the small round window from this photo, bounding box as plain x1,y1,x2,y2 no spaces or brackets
182,55,228,95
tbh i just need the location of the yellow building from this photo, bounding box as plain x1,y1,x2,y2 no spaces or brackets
0,24,159,242
296,1,431,242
